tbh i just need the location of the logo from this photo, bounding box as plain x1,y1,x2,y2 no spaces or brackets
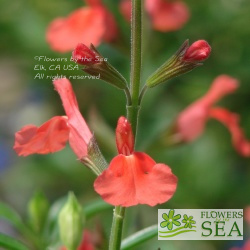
158,209,243,240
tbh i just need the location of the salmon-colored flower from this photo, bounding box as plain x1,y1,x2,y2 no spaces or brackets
230,240,250,250
176,75,239,142
120,0,189,32
94,117,177,207
13,116,69,156
14,78,92,159
209,108,250,157
60,230,94,250
46,0,118,52
145,0,190,32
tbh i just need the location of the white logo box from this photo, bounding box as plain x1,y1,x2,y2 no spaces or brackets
158,209,243,240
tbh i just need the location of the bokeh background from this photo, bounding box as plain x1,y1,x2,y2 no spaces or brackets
0,0,250,249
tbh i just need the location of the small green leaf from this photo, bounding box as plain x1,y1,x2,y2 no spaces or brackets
0,202,43,248
28,190,50,233
121,225,158,250
0,233,29,250
0,202,26,232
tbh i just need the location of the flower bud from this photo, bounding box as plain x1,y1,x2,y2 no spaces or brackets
28,191,49,233
58,192,83,250
72,43,98,65
74,44,128,90
183,40,211,62
116,116,134,155
146,40,211,88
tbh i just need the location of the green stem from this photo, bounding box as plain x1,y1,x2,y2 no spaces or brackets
109,206,126,250
124,87,132,106
121,225,158,250
129,0,142,136
109,1,142,249
138,85,148,105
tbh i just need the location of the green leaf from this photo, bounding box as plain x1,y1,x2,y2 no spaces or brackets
0,202,26,232
0,233,29,250
84,199,112,219
121,225,158,250
0,202,44,249
28,190,50,233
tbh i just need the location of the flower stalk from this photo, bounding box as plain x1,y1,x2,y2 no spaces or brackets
127,0,142,137
109,0,142,249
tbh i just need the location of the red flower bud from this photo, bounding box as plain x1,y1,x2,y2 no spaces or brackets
116,116,134,155
183,40,211,62
72,43,98,65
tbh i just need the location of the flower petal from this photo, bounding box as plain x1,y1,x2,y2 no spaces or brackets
145,0,190,32
53,78,92,159
209,108,250,157
116,116,134,155
176,99,209,142
119,0,131,22
85,0,103,6
176,75,239,142
78,230,94,250
101,7,119,43
14,116,69,156
46,7,106,52
203,75,239,106
94,152,177,207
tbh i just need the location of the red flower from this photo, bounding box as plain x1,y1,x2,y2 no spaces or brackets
46,0,118,52
120,0,189,32
176,75,239,142
209,108,250,157
14,78,92,159
183,40,211,62
13,116,69,156
60,230,94,250
94,117,177,207
145,0,190,32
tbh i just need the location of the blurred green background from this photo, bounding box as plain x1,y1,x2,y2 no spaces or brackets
0,0,250,249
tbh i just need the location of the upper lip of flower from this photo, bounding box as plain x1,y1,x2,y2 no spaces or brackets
13,78,92,159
